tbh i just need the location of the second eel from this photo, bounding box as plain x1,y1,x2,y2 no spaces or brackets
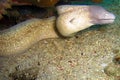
0,5,115,56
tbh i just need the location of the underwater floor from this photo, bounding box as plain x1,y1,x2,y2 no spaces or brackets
0,0,120,80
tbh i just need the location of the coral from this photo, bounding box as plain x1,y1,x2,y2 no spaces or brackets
14,0,59,7
0,0,11,19
0,0,59,20
92,0,103,3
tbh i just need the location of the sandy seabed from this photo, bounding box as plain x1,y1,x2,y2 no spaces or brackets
0,1,120,80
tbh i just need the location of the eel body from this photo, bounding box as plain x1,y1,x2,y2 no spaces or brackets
0,5,115,56
0,17,58,56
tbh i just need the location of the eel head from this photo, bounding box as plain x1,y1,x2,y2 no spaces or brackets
56,5,115,37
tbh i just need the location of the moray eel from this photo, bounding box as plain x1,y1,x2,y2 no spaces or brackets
0,5,115,56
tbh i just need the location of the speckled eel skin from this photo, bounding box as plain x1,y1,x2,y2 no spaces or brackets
0,5,115,56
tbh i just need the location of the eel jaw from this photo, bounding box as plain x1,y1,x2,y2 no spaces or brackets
92,17,115,25
97,19,115,24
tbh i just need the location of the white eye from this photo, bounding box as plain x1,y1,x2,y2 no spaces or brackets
104,12,115,19
105,13,109,16
104,13,109,18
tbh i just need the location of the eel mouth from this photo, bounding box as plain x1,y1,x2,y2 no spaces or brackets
98,18,115,24
91,18,115,25
99,19,115,24
91,14,116,24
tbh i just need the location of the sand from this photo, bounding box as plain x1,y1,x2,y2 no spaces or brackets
0,0,120,80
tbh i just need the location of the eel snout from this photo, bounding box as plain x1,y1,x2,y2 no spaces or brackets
89,6,115,24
